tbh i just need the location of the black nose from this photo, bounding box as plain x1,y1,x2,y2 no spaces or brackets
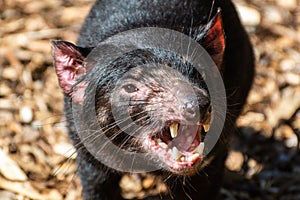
180,91,210,123
181,94,200,122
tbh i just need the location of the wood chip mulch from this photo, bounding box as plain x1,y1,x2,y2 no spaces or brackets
0,0,299,199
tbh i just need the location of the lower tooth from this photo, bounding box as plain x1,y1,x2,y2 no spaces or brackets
171,147,181,160
194,142,205,155
187,153,200,162
180,156,185,162
158,142,168,149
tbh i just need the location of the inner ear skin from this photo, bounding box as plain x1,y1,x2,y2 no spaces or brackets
51,40,94,104
199,11,225,69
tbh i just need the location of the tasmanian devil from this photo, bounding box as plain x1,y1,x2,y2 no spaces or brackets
51,0,254,199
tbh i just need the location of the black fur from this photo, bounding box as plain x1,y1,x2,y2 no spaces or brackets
63,0,254,199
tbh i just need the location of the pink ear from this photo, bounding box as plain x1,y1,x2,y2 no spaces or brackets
51,40,91,104
200,10,225,69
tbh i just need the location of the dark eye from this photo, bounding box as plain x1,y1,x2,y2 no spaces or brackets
123,84,138,93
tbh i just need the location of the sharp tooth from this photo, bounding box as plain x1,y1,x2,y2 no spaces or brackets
158,141,168,149
187,153,200,162
171,146,181,160
194,142,205,155
170,123,178,138
180,156,185,162
203,124,210,132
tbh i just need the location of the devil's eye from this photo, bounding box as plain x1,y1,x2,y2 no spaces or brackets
123,84,138,93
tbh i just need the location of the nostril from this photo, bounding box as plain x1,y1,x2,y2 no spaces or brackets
178,90,209,122
168,108,175,113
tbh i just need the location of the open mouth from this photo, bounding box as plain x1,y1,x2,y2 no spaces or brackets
145,118,211,173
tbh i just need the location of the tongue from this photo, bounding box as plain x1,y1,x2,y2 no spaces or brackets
171,125,199,153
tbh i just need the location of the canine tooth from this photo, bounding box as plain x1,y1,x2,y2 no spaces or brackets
158,141,168,149
170,123,178,138
195,142,205,155
203,124,210,132
171,146,181,160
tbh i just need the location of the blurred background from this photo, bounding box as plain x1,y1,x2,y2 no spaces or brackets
0,0,299,199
